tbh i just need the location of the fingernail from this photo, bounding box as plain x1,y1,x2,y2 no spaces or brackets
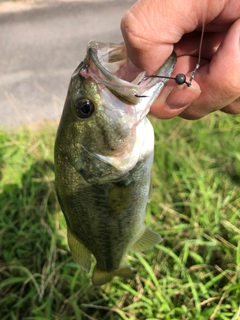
166,85,201,109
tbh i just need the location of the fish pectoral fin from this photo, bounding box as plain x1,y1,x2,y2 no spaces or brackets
147,173,153,203
148,179,152,203
67,227,91,271
131,226,162,252
92,264,134,286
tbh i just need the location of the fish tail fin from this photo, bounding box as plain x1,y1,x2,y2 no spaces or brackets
131,226,162,252
92,264,134,286
67,227,91,271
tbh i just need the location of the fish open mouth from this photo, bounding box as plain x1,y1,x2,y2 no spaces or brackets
79,41,177,108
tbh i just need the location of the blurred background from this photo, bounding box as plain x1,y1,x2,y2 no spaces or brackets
0,0,134,129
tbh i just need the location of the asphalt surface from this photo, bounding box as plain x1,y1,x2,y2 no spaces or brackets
0,0,135,129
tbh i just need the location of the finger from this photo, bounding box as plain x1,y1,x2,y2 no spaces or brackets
149,55,202,118
121,4,174,75
174,31,226,61
150,82,201,119
179,18,240,119
121,0,226,74
221,97,240,114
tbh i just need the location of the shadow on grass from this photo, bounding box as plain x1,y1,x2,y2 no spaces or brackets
0,160,56,269
226,157,240,186
0,160,109,320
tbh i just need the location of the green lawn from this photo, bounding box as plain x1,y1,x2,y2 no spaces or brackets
0,113,240,320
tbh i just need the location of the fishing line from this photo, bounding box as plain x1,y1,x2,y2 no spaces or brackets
188,21,205,85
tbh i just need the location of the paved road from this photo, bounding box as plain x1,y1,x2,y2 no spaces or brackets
0,0,134,129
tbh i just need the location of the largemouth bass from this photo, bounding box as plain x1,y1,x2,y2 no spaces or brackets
54,41,176,286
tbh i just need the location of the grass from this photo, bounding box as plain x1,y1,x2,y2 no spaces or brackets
0,113,240,320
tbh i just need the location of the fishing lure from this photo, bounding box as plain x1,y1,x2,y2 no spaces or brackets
137,24,205,89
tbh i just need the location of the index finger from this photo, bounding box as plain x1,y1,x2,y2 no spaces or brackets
121,0,228,74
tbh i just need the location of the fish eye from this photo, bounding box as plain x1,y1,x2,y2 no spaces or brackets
75,100,95,118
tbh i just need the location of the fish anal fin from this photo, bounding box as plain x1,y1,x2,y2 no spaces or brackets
131,226,162,252
67,227,91,271
92,268,113,286
92,264,134,286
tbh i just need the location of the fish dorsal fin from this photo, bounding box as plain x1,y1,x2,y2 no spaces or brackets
67,227,91,271
131,227,162,252
92,264,134,286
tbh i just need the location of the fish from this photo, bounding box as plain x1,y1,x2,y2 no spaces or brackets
54,41,176,286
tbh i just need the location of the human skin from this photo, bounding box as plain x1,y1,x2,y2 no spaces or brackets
121,0,240,119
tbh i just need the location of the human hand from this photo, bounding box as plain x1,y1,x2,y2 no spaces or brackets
121,0,240,119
